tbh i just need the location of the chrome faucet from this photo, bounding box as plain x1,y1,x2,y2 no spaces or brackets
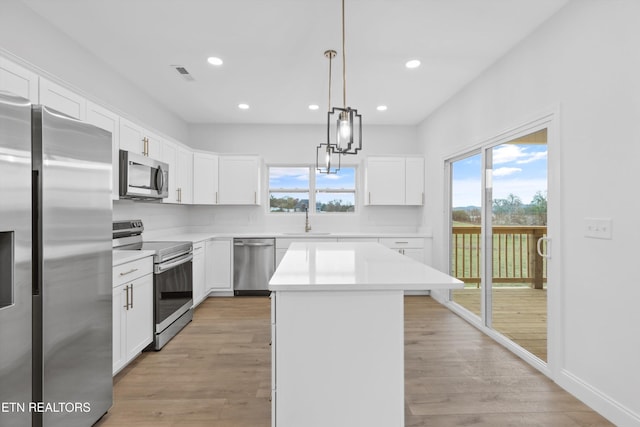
305,207,312,233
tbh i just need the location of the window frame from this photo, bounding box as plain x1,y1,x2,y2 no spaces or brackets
267,164,358,214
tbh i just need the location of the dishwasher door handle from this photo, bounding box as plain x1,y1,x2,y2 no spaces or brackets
244,242,274,247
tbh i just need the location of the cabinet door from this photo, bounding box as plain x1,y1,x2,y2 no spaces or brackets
145,131,163,160
119,117,145,156
112,284,127,375
218,156,260,205
177,146,193,204
405,157,424,206
209,239,232,291
39,78,86,120
0,57,38,102
402,248,425,264
162,141,179,203
193,153,219,205
125,274,153,359
86,101,119,201
192,243,206,306
365,157,405,205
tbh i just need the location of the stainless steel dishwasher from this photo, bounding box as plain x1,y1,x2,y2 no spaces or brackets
233,238,276,296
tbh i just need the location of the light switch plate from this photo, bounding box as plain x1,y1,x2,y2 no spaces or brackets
584,218,613,239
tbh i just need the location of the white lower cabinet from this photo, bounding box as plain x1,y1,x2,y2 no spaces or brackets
192,242,207,307
112,256,153,375
378,237,425,264
208,239,232,294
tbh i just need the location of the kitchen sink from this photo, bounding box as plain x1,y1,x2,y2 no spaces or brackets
282,232,332,235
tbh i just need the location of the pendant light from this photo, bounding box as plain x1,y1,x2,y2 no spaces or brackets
316,50,341,174
327,0,362,156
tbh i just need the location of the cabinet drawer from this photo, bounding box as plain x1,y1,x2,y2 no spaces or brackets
378,237,424,249
113,256,153,287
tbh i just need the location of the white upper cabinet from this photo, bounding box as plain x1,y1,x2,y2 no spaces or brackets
405,157,425,206
177,146,193,204
85,101,120,200
39,77,86,120
218,155,261,205
162,141,192,204
0,57,38,102
161,140,178,203
193,152,219,205
119,117,162,159
364,156,425,206
365,157,405,205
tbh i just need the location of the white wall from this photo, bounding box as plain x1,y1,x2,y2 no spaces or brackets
0,0,188,142
187,123,424,234
418,0,640,425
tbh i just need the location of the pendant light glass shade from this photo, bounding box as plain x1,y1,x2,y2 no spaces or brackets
316,142,341,174
328,106,362,155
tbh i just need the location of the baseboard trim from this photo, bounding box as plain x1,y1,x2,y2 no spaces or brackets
557,369,640,427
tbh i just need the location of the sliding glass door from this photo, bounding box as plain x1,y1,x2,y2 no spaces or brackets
449,128,549,362
449,152,482,318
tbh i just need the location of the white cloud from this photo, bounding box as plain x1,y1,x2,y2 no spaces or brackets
493,167,522,177
516,151,547,164
493,145,546,165
493,145,525,164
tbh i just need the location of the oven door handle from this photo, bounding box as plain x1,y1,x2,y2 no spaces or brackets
155,253,193,273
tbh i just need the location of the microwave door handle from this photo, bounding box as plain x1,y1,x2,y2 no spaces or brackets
156,165,164,194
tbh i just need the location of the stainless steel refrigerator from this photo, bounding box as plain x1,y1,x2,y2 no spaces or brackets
0,91,113,427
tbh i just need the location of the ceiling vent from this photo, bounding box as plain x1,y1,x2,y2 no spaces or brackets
171,65,195,81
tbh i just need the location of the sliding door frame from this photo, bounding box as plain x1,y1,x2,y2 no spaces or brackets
443,108,562,380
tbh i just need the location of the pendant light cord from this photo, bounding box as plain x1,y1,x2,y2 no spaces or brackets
328,52,333,112
342,0,347,109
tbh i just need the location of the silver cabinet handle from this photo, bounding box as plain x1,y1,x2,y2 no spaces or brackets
422,192,424,205
124,285,130,310
368,192,371,204
254,192,257,204
119,268,138,277
130,284,133,309
215,191,218,204
395,241,409,244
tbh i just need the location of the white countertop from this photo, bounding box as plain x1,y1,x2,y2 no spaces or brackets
269,242,463,292
147,230,431,244
112,249,155,266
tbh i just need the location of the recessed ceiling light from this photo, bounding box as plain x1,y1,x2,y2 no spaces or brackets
308,104,320,110
405,59,421,69
238,103,250,110
376,105,388,111
207,57,223,66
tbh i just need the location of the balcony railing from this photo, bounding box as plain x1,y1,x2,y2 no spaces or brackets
451,225,547,289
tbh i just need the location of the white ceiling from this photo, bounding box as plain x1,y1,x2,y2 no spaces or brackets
20,0,569,125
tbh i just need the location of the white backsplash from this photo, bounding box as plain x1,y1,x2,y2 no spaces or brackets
114,200,423,236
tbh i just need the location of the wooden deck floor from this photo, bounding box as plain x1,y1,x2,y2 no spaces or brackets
452,287,547,361
95,296,610,427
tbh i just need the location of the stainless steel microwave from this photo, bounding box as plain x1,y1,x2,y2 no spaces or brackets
119,150,169,200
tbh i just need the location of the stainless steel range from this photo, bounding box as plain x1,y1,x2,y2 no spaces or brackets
113,220,193,350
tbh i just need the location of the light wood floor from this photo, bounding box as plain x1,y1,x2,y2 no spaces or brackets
452,288,547,361
96,296,611,427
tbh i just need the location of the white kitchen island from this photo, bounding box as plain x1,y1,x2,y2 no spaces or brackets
268,242,463,427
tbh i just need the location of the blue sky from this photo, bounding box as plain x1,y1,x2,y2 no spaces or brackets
269,167,356,205
452,144,547,207
269,167,355,190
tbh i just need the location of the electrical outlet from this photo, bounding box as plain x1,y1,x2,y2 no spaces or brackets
584,218,613,239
